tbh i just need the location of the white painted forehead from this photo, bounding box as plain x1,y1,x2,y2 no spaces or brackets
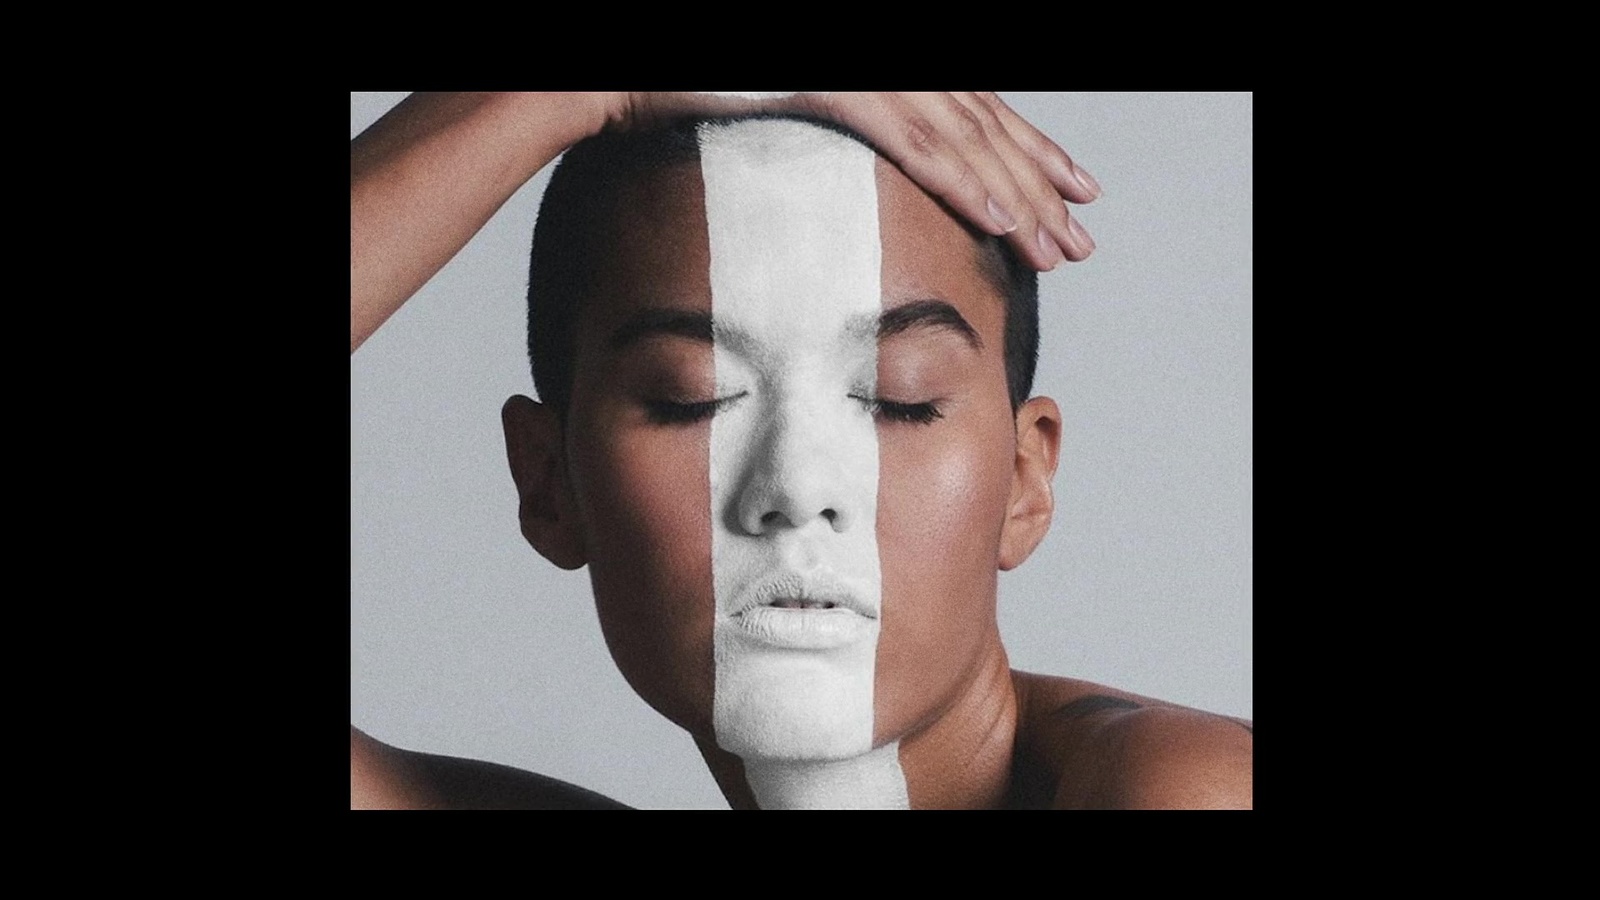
695,119,882,348
695,118,871,167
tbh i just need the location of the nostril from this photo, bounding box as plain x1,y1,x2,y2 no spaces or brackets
751,507,842,533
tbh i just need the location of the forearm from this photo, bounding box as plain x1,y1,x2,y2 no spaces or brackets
350,92,608,353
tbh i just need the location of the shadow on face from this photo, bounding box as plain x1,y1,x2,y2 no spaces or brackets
506,120,1059,754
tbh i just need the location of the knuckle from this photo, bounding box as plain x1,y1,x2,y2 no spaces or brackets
1050,202,1073,229
969,98,1003,131
949,161,983,197
905,116,941,157
1036,196,1070,229
954,104,987,146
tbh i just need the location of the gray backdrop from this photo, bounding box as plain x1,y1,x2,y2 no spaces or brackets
350,92,1253,809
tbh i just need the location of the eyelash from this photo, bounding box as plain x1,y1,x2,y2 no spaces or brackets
853,396,945,425
645,393,944,426
644,395,743,425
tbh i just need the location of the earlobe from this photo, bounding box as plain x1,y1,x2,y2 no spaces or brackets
998,396,1062,571
502,394,588,570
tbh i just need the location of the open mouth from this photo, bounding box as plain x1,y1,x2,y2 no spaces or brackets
728,599,876,650
729,570,878,618
767,598,839,610
723,572,879,649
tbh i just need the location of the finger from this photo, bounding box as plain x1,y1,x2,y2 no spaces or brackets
949,93,1094,262
901,92,1068,270
806,92,1010,234
974,92,1101,204
813,92,1060,270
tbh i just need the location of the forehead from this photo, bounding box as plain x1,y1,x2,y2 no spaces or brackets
574,127,1005,347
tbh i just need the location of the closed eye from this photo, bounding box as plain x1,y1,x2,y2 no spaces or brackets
644,392,748,425
851,395,944,425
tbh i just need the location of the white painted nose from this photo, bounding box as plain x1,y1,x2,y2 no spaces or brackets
732,401,865,536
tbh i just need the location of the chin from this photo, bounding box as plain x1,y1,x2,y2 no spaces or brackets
712,640,878,760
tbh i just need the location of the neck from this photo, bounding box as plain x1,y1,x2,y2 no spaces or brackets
694,639,1019,809
897,637,1018,809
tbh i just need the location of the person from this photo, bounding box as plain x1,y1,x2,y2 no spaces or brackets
351,92,1252,809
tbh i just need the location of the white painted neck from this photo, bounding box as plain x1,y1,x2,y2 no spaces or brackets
741,742,910,810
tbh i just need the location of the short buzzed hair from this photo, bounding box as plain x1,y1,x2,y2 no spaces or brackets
527,115,1038,421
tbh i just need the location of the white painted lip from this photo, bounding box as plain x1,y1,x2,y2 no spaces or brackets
729,606,877,650
726,570,879,650
733,570,878,619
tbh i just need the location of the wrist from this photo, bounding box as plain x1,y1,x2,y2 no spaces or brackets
463,92,611,181
503,91,613,149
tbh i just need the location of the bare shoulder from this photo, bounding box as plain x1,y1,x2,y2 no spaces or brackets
1011,672,1252,810
1085,705,1252,809
351,726,631,810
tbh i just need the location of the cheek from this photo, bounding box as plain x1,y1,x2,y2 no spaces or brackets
571,417,716,734
872,418,1013,740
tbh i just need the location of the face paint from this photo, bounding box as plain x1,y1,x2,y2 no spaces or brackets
699,91,800,100
700,119,910,809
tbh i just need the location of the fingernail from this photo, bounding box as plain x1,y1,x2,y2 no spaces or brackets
1074,164,1102,199
987,197,1018,233
1068,216,1096,255
1037,226,1062,268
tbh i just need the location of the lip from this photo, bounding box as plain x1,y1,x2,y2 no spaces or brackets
723,570,879,650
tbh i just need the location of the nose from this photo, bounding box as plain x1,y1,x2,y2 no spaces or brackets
729,401,868,537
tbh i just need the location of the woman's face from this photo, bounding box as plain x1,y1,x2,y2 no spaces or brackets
557,124,1023,759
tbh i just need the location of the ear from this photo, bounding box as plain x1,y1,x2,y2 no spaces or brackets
502,394,588,570
998,396,1062,571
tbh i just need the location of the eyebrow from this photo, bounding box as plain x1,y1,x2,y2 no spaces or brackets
607,308,714,350
606,299,982,352
876,299,982,350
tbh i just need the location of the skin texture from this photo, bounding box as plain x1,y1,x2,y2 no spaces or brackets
504,140,1249,808
352,92,1097,354
699,122,890,793
612,93,1099,270
1008,676,1253,809
523,149,1038,758
352,92,1250,809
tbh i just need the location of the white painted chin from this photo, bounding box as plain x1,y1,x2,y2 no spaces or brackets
711,629,878,760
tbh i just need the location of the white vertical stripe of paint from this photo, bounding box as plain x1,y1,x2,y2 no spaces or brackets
700,119,910,809
699,92,799,100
